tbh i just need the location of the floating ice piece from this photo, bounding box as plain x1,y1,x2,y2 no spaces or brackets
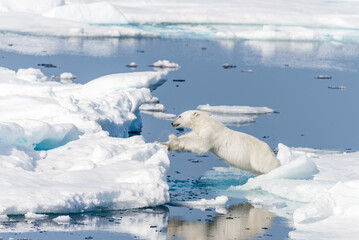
197,104,275,115
53,215,71,224
139,103,165,112
126,62,138,68
328,85,346,90
222,63,236,69
149,60,180,69
141,111,176,120
176,196,229,212
241,69,253,73
315,75,332,79
25,212,48,220
197,104,275,127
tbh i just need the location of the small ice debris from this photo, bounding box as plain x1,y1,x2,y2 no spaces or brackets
315,75,332,79
149,60,180,69
222,63,236,69
182,196,229,211
241,69,253,73
53,215,71,224
37,63,60,68
25,212,48,220
126,62,138,68
139,103,165,112
137,50,145,53
328,85,346,90
173,79,186,82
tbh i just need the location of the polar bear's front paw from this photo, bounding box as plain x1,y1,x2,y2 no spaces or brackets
168,135,182,151
169,134,178,141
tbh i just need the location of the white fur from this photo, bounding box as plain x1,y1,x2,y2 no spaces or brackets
160,110,280,175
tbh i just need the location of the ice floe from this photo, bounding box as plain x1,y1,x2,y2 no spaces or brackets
0,66,170,215
1,0,359,42
225,143,359,239
197,104,275,126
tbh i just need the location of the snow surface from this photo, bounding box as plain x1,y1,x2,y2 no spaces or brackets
227,143,359,239
0,67,170,215
1,0,359,42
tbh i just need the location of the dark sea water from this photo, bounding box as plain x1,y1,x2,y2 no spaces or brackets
0,36,358,239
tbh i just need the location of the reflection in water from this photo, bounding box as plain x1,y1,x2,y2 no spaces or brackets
1,33,359,71
168,203,275,240
0,208,168,240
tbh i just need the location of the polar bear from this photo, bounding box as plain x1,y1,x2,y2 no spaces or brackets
159,110,280,175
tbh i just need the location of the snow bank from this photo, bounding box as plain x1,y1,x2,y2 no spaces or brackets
2,0,359,42
232,143,359,239
197,104,275,126
0,67,170,215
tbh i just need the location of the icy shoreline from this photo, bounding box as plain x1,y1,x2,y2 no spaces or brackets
0,67,170,215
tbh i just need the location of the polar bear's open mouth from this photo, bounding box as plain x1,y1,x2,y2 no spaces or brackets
171,122,180,127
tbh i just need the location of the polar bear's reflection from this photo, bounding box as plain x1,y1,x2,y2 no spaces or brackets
168,203,274,240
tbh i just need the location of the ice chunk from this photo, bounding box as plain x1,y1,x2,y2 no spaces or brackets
140,103,165,112
176,196,229,213
126,62,138,68
196,104,275,126
0,67,170,215
53,215,71,224
25,212,48,220
16,68,47,82
150,60,180,69
184,196,228,208
197,104,275,115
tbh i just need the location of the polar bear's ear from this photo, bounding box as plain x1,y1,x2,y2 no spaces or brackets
192,111,200,118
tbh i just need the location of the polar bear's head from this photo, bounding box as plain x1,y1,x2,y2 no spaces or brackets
171,110,201,129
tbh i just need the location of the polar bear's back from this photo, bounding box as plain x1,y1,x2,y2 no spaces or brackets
211,128,280,175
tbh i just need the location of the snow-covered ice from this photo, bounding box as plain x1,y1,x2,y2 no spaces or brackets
225,143,359,239
0,67,170,215
150,60,180,69
1,0,358,42
53,215,71,224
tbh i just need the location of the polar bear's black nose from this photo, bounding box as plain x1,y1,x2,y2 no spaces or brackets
171,121,179,127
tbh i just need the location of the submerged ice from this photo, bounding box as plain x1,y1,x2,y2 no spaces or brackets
0,67,170,215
